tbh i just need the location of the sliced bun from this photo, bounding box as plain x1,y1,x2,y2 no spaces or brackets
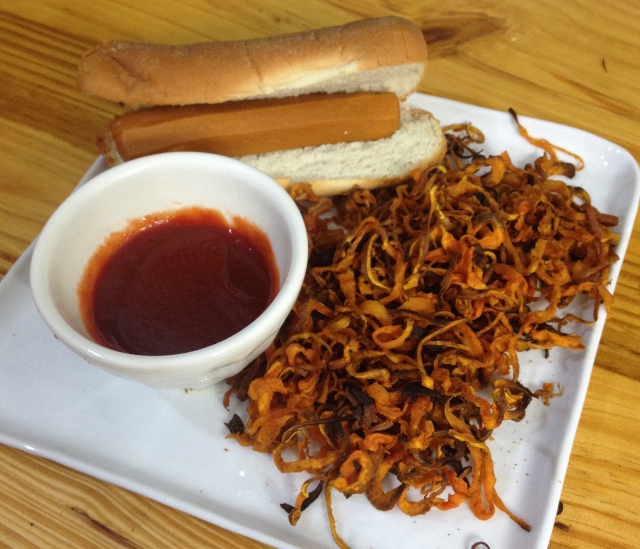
238,105,446,195
97,104,445,196
82,16,444,196
77,17,427,106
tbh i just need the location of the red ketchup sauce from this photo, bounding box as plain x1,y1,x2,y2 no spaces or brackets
78,206,279,356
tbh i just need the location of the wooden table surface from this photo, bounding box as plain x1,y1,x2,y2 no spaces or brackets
1,1,639,548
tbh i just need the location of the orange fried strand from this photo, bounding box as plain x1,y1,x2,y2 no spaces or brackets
225,123,619,548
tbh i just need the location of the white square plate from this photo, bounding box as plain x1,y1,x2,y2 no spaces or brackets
0,94,638,549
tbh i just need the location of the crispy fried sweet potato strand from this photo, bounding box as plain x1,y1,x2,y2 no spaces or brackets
225,120,619,548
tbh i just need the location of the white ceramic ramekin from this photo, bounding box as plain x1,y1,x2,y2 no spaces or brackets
30,152,308,389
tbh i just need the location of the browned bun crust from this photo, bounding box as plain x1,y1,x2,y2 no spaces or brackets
77,17,427,106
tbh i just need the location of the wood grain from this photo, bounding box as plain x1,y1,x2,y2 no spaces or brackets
0,1,639,548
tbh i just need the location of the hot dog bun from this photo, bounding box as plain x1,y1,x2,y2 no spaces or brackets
99,104,445,195
78,17,447,195
77,17,428,106
237,105,444,196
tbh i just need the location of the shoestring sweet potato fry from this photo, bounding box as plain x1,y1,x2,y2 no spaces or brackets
224,114,620,549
